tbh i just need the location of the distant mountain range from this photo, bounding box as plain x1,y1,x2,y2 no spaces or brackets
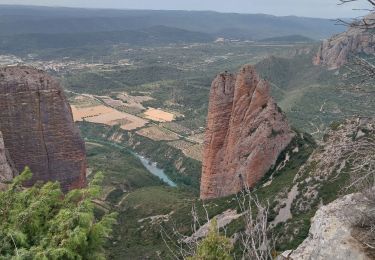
0,5,345,53
0,26,214,53
259,34,315,43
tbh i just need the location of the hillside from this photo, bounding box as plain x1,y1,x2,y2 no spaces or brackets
255,52,375,136
259,34,315,43
0,5,343,42
280,117,375,259
0,26,214,53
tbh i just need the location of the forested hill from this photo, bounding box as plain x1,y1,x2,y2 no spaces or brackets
0,5,343,40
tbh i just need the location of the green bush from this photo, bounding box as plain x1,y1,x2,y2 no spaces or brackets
188,219,233,260
0,168,117,260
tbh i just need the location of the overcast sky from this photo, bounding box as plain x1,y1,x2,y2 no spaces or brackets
0,0,371,18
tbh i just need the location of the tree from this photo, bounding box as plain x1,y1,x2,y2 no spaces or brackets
188,218,233,260
0,167,117,260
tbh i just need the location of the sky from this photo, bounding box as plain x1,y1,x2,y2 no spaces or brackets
0,0,371,18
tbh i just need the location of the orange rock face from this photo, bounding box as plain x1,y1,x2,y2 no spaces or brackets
200,65,294,200
0,66,87,191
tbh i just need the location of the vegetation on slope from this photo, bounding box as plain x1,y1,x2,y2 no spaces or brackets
0,168,117,260
80,126,316,258
79,123,202,190
255,53,375,136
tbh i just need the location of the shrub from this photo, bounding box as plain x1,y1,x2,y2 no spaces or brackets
188,218,233,260
0,168,117,260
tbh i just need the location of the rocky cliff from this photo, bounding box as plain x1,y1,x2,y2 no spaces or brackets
0,66,86,191
200,65,294,200
279,193,373,260
314,13,375,69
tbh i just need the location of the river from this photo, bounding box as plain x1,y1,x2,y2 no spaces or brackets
86,138,177,187
133,154,177,187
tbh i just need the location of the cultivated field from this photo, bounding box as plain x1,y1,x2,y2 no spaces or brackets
101,92,154,113
161,122,192,135
136,126,180,141
70,95,102,108
168,140,203,161
71,105,149,130
144,108,175,122
117,92,153,110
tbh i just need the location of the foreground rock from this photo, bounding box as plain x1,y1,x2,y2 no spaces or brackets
0,66,86,191
280,193,373,260
314,12,375,69
200,65,294,199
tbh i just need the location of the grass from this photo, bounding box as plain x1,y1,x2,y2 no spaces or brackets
106,186,195,260
256,53,374,137
85,140,196,259
86,142,164,192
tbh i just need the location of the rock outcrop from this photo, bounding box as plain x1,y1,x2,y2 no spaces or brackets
0,66,86,191
273,117,375,253
292,118,374,214
0,131,16,185
314,13,375,69
200,65,294,200
280,193,373,260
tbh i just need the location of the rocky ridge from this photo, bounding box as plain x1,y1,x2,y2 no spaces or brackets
0,66,87,191
200,65,294,200
273,117,375,257
292,118,374,214
314,12,375,69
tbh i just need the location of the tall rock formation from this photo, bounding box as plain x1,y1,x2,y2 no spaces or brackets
314,12,375,69
0,66,86,191
200,65,294,200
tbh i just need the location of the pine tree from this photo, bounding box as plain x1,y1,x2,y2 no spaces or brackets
0,167,117,260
